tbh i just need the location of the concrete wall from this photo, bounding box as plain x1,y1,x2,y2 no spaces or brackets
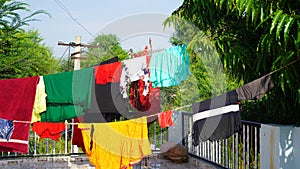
0,155,95,169
260,124,300,169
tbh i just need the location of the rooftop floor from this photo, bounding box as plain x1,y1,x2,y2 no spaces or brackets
135,154,220,169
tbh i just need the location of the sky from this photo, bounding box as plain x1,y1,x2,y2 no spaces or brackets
21,0,184,58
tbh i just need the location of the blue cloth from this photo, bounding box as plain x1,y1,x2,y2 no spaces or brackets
0,118,14,141
149,45,191,88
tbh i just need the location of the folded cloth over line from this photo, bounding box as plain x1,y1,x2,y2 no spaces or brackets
41,68,93,122
79,117,152,169
32,122,65,141
0,76,39,154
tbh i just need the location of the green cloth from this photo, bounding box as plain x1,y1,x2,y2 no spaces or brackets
41,104,84,122
41,67,93,122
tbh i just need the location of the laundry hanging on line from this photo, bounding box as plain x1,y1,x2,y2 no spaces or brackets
191,73,275,144
0,44,279,155
0,76,39,154
79,117,152,169
32,122,65,141
158,110,174,128
31,76,47,123
236,74,274,100
94,61,122,85
0,117,14,141
72,116,85,152
192,90,242,145
40,67,93,122
120,55,150,98
149,44,191,88
84,57,129,123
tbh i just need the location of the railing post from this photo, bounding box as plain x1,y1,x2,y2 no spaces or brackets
65,120,68,154
235,132,239,169
254,126,258,169
34,132,37,155
52,140,56,155
246,125,250,169
153,121,157,149
243,125,246,169
46,138,49,155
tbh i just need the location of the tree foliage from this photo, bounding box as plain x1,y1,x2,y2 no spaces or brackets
0,29,58,79
160,16,241,112
168,0,300,125
0,0,58,79
0,0,48,30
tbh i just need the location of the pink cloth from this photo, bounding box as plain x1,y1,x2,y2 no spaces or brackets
158,110,174,128
0,76,39,154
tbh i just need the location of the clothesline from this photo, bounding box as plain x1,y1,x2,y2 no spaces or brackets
147,104,192,118
269,58,300,75
12,58,299,125
13,104,193,125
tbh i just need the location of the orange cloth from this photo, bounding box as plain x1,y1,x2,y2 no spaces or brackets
95,62,122,84
79,117,152,169
158,110,174,128
32,122,65,141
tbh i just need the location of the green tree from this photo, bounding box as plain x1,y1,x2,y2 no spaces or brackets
0,0,58,79
161,16,241,112
80,34,128,68
169,0,300,125
0,29,58,79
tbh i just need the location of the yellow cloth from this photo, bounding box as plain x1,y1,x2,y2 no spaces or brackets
79,117,152,169
31,76,47,123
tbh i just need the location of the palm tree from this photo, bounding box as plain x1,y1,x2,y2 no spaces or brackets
0,0,47,30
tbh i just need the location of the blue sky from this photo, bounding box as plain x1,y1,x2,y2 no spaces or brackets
22,0,184,58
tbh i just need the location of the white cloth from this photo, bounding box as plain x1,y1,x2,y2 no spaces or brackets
120,55,148,98
192,104,240,122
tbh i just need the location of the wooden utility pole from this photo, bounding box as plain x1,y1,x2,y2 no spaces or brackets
73,36,81,70
58,35,98,71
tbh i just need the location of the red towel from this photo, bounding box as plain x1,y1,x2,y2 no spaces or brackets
0,76,39,154
0,122,30,153
95,62,122,84
32,122,65,141
158,110,174,128
0,76,39,121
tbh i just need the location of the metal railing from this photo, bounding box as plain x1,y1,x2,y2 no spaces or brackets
0,121,167,157
182,113,261,169
0,115,261,169
0,122,79,158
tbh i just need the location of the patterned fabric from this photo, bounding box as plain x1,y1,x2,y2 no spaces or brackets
0,118,14,141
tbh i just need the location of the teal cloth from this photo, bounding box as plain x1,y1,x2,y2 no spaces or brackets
149,45,191,88
41,68,93,122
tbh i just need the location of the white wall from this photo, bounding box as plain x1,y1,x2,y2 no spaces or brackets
260,124,300,169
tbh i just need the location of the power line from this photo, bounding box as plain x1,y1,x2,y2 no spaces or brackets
53,0,94,36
